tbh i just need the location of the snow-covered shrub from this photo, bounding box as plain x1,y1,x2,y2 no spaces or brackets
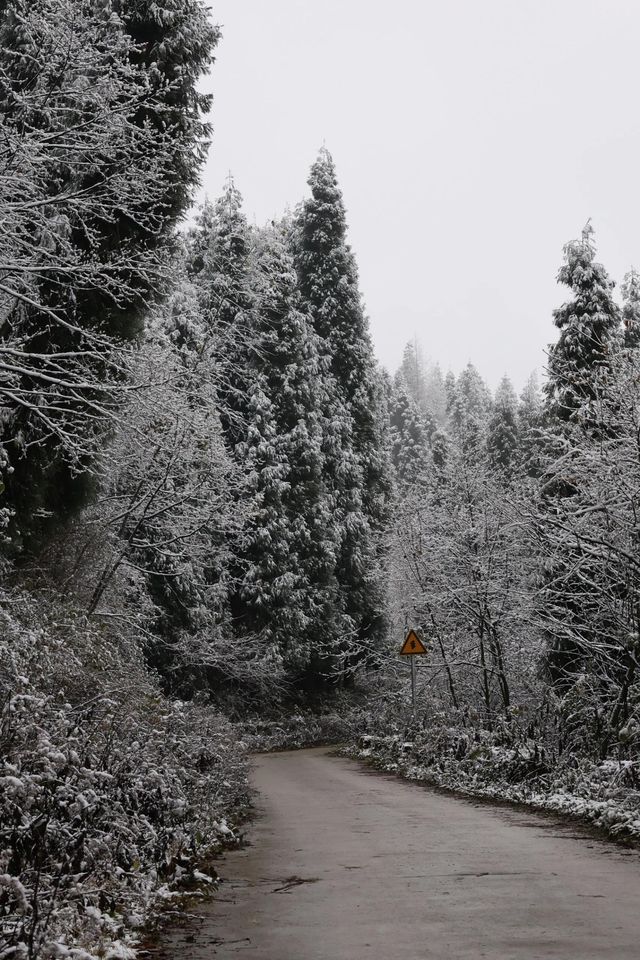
241,704,360,753
345,691,640,842
0,589,249,959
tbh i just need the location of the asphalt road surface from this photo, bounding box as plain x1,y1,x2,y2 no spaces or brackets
163,747,640,959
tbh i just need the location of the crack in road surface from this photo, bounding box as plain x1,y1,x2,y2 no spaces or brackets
161,747,640,959
271,876,321,894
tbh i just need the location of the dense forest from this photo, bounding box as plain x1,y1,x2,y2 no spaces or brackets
2,2,640,957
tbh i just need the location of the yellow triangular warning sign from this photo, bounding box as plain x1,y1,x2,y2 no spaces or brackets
399,629,427,655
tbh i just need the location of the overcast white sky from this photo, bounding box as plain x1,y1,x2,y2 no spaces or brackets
197,0,640,390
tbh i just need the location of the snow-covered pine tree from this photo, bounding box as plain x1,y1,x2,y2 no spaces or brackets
621,268,640,349
541,225,621,686
448,363,492,458
185,197,216,278
190,177,256,447
233,384,292,672
398,340,447,424
292,148,392,670
399,339,428,411
237,225,343,679
430,427,450,471
116,0,218,220
389,376,433,487
487,376,519,475
518,371,544,476
424,361,448,425
545,222,621,421
444,370,457,420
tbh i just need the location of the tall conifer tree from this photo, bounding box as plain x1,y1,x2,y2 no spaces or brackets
424,361,448,425
399,339,428,411
240,226,342,676
448,364,492,458
487,376,519,475
545,222,621,421
192,177,255,447
541,225,621,685
518,372,544,476
292,148,391,666
444,370,458,421
389,377,433,486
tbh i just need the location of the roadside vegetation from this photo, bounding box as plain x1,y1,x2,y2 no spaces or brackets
345,248,640,843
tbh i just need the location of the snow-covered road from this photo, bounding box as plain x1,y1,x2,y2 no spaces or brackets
163,746,640,959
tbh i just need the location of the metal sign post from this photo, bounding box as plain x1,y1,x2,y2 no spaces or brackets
399,629,427,713
410,654,417,712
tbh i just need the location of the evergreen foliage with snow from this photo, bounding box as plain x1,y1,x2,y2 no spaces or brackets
539,227,623,684
398,340,428,411
545,222,621,421
190,177,256,448
241,226,341,677
292,148,392,670
517,372,544,475
389,378,432,486
487,376,519,474
447,363,493,458
621,267,640,349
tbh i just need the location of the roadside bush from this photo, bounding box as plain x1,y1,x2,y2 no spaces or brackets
0,589,249,960
345,690,640,841
241,704,360,753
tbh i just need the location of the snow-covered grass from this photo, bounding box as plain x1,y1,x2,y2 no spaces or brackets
343,707,640,843
0,589,250,960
